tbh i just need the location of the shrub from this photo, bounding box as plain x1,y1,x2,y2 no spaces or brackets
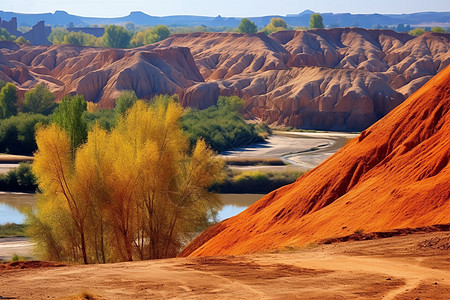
211,168,303,193
181,96,267,152
0,223,27,238
0,113,50,155
237,18,257,34
409,28,426,36
0,162,37,192
22,84,57,115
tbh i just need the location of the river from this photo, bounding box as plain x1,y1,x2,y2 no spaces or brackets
0,131,358,225
0,192,266,225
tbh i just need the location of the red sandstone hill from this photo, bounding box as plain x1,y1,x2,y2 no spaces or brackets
0,28,449,130
179,65,450,257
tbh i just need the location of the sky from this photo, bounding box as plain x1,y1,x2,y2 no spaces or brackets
2,0,450,17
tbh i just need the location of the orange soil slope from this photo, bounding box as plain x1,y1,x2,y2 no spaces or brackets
180,65,450,257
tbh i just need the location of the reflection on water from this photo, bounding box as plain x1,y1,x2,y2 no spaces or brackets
0,192,36,225
217,194,264,221
0,203,27,225
0,192,262,224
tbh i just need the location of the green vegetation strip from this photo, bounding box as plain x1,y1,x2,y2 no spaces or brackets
211,169,304,194
223,157,285,166
0,223,27,238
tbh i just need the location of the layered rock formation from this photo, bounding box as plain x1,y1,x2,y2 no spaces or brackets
0,42,203,107
152,29,449,130
180,65,450,257
0,28,449,130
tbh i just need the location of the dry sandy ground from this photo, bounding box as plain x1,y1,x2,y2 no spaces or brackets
0,238,35,261
0,232,448,299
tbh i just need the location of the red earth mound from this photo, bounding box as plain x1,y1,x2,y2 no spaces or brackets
0,261,65,271
180,65,450,257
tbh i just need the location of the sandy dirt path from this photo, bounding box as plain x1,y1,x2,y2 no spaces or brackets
0,232,448,299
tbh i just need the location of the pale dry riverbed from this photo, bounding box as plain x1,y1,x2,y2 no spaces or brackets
221,131,358,172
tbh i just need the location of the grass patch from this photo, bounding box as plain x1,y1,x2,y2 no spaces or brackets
211,168,304,193
0,223,27,238
223,157,285,166
11,253,26,262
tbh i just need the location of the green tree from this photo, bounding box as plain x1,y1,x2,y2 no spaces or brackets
62,31,84,45
309,13,325,29
270,18,287,29
48,28,70,44
125,22,136,32
130,25,171,47
237,18,257,34
14,36,28,44
431,27,446,33
22,84,57,115
63,31,98,46
150,25,171,43
102,25,131,48
263,18,288,35
0,113,50,155
409,28,426,36
0,28,13,41
181,96,265,152
0,82,18,119
52,94,87,153
115,90,138,116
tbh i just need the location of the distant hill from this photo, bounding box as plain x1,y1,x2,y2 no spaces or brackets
1,10,449,28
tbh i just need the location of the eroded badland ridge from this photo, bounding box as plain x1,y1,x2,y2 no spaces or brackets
1,28,449,130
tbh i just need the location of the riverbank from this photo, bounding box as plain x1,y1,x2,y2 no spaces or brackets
0,237,34,262
0,154,34,174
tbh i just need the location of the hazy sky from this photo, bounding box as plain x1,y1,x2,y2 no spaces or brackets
2,0,450,17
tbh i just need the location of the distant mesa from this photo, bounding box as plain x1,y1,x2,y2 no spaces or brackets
1,17,20,36
180,64,450,257
1,9,450,28
0,17,51,45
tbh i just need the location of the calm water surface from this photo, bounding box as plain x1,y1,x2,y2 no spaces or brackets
0,192,36,225
0,193,263,225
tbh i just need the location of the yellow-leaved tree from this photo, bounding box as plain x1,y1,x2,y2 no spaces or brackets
28,96,223,263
